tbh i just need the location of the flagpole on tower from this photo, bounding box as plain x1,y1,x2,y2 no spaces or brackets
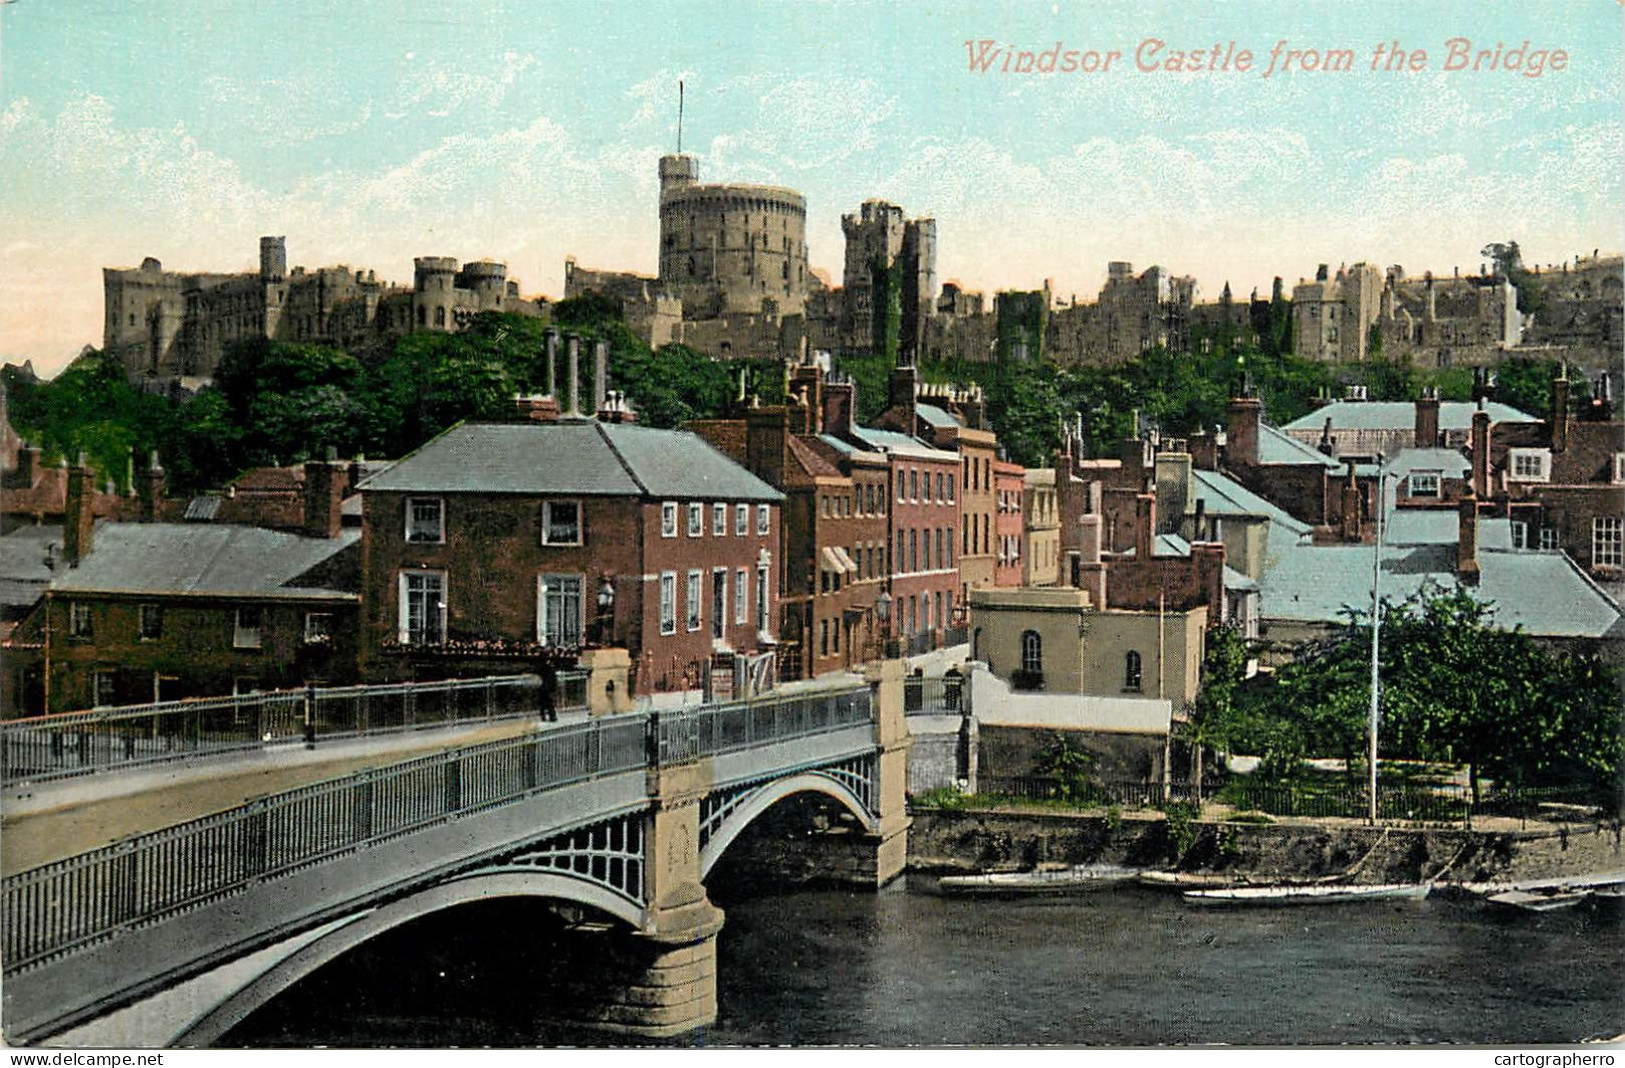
678,80,684,154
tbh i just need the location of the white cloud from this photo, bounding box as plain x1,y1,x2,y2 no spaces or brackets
384,51,538,120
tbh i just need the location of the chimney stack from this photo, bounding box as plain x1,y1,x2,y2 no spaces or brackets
1415,387,1440,448
593,339,609,415
566,335,581,417
1191,542,1226,628
64,453,93,566
1226,395,1262,467
1340,460,1362,542
303,453,346,539
1133,493,1156,562
1189,429,1218,472
1457,492,1480,585
822,374,856,438
1155,449,1193,535
138,450,165,522
7,440,40,488
1470,405,1491,498
887,362,918,414
1319,417,1335,456
1551,372,1570,453
511,393,561,423
545,330,559,398
1076,514,1106,608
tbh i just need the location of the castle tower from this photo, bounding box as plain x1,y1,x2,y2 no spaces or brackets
259,236,287,282
413,256,460,331
659,154,699,199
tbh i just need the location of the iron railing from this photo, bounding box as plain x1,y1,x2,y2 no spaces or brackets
1,680,872,975
903,675,967,716
904,632,936,657
0,673,588,786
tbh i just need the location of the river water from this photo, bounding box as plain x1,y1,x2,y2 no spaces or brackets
226,878,1624,1047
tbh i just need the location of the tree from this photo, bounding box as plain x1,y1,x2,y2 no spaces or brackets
1481,239,1543,316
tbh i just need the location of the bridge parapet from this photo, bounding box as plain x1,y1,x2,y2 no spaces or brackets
1,676,896,1045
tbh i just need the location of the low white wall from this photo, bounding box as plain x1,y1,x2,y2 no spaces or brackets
968,662,1170,735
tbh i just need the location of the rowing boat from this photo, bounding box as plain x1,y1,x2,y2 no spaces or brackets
1182,882,1431,906
1486,889,1591,912
938,864,1139,895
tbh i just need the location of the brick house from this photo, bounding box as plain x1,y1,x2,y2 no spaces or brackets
356,419,782,697
687,368,890,681
994,458,1025,586
6,458,361,715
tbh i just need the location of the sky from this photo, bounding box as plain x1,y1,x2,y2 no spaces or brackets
1,0,1620,375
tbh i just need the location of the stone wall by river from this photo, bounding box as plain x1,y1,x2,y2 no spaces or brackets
908,808,1625,884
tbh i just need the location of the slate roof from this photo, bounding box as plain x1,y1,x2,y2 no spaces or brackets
48,524,361,600
0,524,58,608
1258,422,1343,468
1259,540,1623,639
359,421,783,502
1152,532,1257,591
1282,400,1538,433
1385,510,1514,550
1191,469,1313,538
1382,448,1471,480
915,403,963,430
845,425,959,461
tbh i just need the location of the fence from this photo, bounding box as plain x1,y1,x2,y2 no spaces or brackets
951,775,1609,827
903,675,968,716
1,673,588,786
1,680,874,975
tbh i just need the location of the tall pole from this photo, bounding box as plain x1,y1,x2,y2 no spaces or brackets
1367,471,1386,825
677,80,684,154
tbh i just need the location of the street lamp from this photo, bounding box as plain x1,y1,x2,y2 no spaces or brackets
874,591,893,661
595,575,616,646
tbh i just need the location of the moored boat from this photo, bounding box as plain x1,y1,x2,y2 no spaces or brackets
1486,889,1591,912
1182,882,1431,906
938,863,1140,895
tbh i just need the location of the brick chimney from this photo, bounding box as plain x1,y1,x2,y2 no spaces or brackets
1155,449,1193,534
1133,493,1156,562
1189,429,1218,472
303,454,346,539
64,453,93,566
5,441,40,488
1191,542,1226,628
789,361,823,435
822,375,856,438
1415,388,1440,448
592,339,609,415
1470,405,1491,497
1550,372,1570,453
1457,492,1480,585
745,404,791,486
511,394,561,423
1227,395,1262,467
138,450,165,522
1340,460,1362,542
887,362,917,414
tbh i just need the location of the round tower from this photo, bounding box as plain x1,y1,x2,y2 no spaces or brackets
413,256,459,331
459,260,508,310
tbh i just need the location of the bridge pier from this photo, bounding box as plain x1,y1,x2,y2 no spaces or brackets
566,758,723,1038
866,659,913,887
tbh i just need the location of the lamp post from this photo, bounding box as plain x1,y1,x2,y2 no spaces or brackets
1367,466,1389,826
874,591,892,662
595,575,616,647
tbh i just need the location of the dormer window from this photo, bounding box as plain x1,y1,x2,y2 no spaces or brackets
1408,471,1441,498
1508,449,1551,483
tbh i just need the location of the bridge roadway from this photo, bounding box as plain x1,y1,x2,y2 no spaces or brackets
1,663,913,1046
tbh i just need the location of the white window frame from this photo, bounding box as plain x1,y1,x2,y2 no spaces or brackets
1614,454,1625,484
735,503,748,536
398,571,447,646
68,602,93,639
541,500,584,546
1539,527,1560,551
686,569,703,631
1593,516,1623,568
687,503,703,537
93,669,117,708
713,503,727,536
536,573,585,648
662,502,678,538
1509,521,1529,550
659,572,677,636
757,504,770,535
1508,449,1551,483
304,611,333,644
138,603,163,642
233,606,263,650
735,568,749,625
1408,471,1441,498
405,497,445,544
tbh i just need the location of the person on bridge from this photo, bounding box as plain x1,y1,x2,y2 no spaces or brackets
539,661,559,722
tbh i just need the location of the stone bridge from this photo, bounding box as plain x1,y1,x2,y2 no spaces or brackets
1,663,912,1046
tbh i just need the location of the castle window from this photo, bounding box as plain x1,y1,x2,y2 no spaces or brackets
434,306,445,327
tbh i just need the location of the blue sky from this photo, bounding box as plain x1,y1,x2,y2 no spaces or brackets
2,0,1620,373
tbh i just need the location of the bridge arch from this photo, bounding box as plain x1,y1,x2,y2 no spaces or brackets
173,870,646,1048
699,771,879,878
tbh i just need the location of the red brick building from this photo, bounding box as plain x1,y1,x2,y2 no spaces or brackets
357,419,783,697
994,458,1025,586
5,458,361,715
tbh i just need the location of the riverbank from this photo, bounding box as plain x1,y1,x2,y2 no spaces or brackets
908,805,1625,886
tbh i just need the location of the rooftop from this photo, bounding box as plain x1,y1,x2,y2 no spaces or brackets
359,420,783,502
1383,448,1472,480
1283,399,1539,434
1191,469,1313,538
49,524,360,600
1258,422,1342,468
845,425,959,462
